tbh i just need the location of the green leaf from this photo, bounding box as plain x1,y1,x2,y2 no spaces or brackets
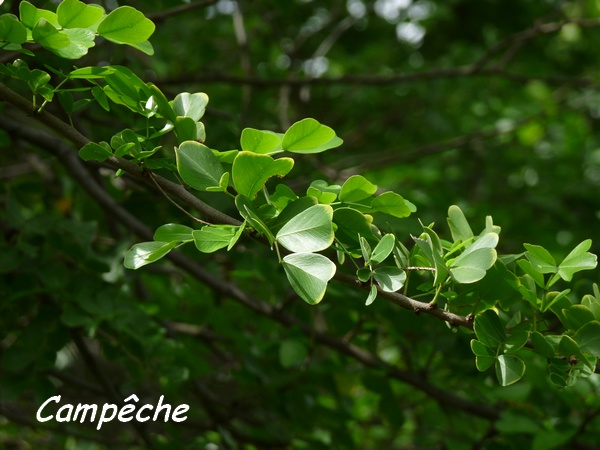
339,175,378,203
530,331,555,358
51,27,95,59
447,205,474,242
97,6,155,45
557,239,597,282
470,340,496,371
148,84,176,122
282,253,336,305
0,15,27,45
306,180,340,204
474,310,505,348
502,331,529,354
333,207,375,246
176,141,224,191
279,340,308,368
371,192,413,218
495,354,525,386
193,226,237,253
574,321,600,356
20,2,59,29
281,118,337,153
235,195,275,244
232,151,294,199
57,0,105,29
124,241,177,269
449,233,498,284
154,224,194,242
373,267,406,293
241,128,282,154
371,234,395,265
359,236,372,263
357,267,372,283
269,196,317,234
124,39,154,56
558,335,588,366
78,141,112,162
564,305,596,331
362,285,376,306
276,204,334,253
517,260,545,288
524,244,557,274
171,92,208,122
227,222,245,251
32,19,70,51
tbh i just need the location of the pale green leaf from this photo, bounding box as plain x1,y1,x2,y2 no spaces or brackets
365,284,377,306
373,266,406,292
276,204,334,253
447,205,474,242
124,241,176,269
171,92,208,122
282,253,336,305
495,354,525,386
371,234,395,265
193,226,237,253
557,239,598,282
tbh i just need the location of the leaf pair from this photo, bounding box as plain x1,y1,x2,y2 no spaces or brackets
241,118,342,155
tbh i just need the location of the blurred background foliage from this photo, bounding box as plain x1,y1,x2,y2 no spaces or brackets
2,0,600,449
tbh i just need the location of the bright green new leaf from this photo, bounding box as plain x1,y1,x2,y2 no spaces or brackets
125,39,154,56
524,243,557,274
52,28,95,59
176,141,224,191
339,175,378,203
495,354,525,386
279,340,308,368
470,339,496,371
57,0,105,29
574,321,600,356
557,239,597,282
193,226,237,253
371,192,413,218
232,151,294,199
276,204,334,253
171,92,208,122
154,224,194,242
124,241,177,269
282,252,336,305
365,284,377,306
474,310,505,348
20,2,58,28
241,128,282,154
97,6,155,45
32,19,70,51
79,141,112,162
281,118,337,153
447,205,474,242
0,15,27,44
306,180,340,204
371,234,395,265
373,267,406,292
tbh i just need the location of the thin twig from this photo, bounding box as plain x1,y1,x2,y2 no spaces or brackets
147,171,211,225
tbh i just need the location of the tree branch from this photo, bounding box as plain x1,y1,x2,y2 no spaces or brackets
0,114,499,422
